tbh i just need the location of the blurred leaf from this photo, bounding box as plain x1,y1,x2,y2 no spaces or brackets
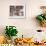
36,15,44,21
5,26,18,39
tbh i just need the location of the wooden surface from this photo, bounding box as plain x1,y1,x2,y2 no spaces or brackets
14,43,46,46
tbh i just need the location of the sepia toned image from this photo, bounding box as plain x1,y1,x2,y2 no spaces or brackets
10,5,25,18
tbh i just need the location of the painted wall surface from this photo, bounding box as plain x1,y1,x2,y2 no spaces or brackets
0,0,46,41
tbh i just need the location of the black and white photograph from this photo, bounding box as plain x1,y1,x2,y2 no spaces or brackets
9,5,26,18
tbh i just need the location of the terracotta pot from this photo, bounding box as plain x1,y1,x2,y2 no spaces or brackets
41,20,46,27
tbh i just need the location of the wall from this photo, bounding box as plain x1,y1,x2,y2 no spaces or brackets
0,0,46,38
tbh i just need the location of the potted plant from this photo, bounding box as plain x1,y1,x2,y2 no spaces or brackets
36,6,46,27
36,14,46,27
5,26,18,43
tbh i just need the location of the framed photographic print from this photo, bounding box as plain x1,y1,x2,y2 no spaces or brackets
9,4,26,19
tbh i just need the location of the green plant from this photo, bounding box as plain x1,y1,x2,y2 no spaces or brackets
5,26,18,39
36,14,46,21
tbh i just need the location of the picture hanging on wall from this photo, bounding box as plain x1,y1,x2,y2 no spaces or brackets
9,4,26,19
